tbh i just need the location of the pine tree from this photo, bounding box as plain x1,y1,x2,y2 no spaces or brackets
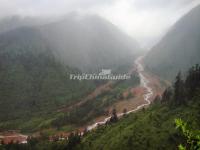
110,108,118,123
67,132,81,149
174,72,185,105
161,88,172,103
185,64,200,98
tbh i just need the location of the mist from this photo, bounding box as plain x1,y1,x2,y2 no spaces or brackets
1,1,200,147
0,0,200,49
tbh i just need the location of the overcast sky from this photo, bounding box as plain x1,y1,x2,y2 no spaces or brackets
0,0,200,48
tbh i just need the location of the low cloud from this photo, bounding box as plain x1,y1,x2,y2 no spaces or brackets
0,0,200,48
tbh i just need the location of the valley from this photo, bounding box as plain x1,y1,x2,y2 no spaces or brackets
0,54,167,144
86,55,166,130
0,14,140,133
48,54,167,135
1,2,200,149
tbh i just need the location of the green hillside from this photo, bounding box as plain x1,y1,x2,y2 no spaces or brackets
0,27,95,131
80,99,199,150
78,66,200,150
0,21,140,132
80,65,200,150
2,65,200,150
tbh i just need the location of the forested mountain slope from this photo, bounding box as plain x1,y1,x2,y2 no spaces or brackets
0,14,140,131
145,5,200,80
0,27,95,127
78,65,200,150
2,65,200,150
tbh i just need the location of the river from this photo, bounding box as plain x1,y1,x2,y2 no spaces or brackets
87,56,153,131
0,56,154,142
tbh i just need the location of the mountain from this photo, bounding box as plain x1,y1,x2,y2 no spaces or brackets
39,14,140,72
0,14,140,72
0,14,140,131
0,27,95,128
0,16,52,34
144,5,200,80
2,65,200,150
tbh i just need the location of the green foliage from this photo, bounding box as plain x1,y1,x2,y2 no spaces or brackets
0,29,95,131
1,71,200,149
50,75,139,128
78,94,200,150
162,65,200,106
76,65,200,150
175,118,200,150
179,144,187,150
174,72,185,104
109,108,118,123
66,132,81,150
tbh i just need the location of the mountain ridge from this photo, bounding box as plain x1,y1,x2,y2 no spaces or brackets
145,4,200,80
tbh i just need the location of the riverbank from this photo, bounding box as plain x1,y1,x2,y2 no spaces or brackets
86,56,157,130
0,55,166,143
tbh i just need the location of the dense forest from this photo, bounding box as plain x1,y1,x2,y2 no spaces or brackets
1,65,200,150
0,15,141,132
0,27,96,132
1,2,200,150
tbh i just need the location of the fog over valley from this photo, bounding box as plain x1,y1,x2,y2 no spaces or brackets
0,0,200,48
1,1,200,150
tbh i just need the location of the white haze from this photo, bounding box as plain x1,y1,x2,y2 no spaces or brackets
0,0,200,49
